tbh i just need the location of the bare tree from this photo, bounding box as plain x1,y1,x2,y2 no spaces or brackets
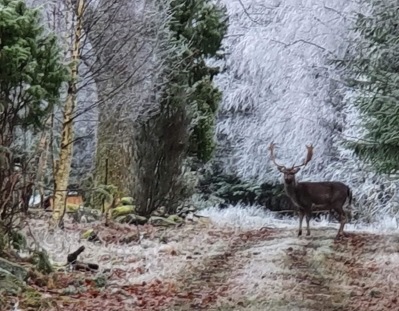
84,0,184,200
18,0,187,223
19,0,176,222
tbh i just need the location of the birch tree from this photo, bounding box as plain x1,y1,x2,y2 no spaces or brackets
51,0,85,225
25,0,164,222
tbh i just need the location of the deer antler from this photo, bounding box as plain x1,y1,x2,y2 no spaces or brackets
268,142,286,170
304,144,314,165
292,144,314,169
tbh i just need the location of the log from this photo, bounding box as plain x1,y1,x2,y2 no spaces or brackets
66,246,99,272
67,246,85,264
73,262,99,272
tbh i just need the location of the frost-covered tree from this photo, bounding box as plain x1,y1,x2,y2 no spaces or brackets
89,0,176,199
21,0,161,214
341,0,399,173
0,0,68,234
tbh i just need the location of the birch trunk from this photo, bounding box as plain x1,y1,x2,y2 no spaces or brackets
52,0,84,226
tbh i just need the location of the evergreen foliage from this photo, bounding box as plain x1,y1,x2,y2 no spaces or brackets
168,0,228,162
0,0,69,129
0,0,68,235
338,0,399,173
130,0,227,215
197,168,291,210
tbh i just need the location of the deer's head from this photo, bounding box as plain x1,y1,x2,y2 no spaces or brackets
268,142,314,185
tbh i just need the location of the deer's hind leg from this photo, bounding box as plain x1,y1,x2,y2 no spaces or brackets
298,209,305,236
305,212,311,236
334,207,347,240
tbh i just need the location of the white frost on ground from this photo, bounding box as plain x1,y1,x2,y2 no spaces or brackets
22,205,399,310
199,205,399,234
26,219,230,286
226,231,321,310
26,205,398,287
200,205,399,310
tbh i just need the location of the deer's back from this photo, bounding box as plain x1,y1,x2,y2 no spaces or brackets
294,181,349,207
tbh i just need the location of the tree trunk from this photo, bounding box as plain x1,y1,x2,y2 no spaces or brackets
35,114,53,207
94,117,132,199
52,0,84,226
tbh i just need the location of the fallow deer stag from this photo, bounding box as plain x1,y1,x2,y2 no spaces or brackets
268,142,352,240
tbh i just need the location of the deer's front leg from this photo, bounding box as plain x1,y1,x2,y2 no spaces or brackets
305,212,311,236
336,210,347,240
298,210,304,236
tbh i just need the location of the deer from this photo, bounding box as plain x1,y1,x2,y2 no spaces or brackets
268,142,352,240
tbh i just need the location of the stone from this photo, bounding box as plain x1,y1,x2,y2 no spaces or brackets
151,206,166,217
149,216,179,226
115,214,147,225
120,197,134,206
0,268,25,295
0,257,28,281
66,203,80,213
111,205,136,218
167,214,183,223
81,229,100,242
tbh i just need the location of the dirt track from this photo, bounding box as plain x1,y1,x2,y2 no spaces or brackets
10,219,399,311
163,226,399,311
195,227,399,311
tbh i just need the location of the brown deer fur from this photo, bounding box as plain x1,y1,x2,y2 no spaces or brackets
269,143,352,240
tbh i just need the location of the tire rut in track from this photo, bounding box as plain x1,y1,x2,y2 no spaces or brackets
284,237,347,311
169,227,276,310
284,231,399,311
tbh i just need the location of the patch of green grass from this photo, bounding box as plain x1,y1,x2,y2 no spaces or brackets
20,287,43,309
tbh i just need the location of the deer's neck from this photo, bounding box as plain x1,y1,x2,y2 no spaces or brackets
284,180,301,207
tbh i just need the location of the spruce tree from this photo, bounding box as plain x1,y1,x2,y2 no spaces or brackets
130,0,228,215
169,0,228,162
0,0,68,131
0,0,68,229
340,1,399,173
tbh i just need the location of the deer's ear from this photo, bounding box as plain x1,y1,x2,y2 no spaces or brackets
292,167,301,174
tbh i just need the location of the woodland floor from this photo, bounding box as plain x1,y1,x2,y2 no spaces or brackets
3,211,399,311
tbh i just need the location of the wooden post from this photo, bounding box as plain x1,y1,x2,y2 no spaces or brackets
101,158,109,215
